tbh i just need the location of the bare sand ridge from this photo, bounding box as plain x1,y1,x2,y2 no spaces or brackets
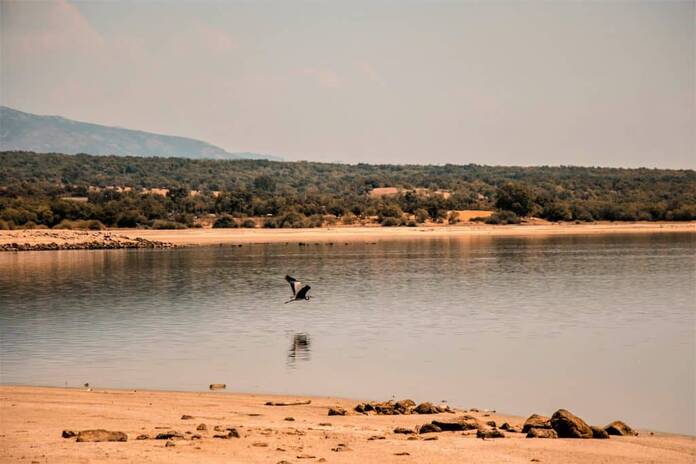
0,386,693,464
1,222,694,251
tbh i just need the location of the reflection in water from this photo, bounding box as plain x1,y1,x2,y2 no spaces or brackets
287,333,311,366
0,233,694,434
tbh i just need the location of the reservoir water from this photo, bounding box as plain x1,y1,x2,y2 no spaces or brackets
1,233,694,434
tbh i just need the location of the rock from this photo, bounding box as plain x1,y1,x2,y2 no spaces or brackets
432,416,483,431
373,401,397,415
368,435,386,440
227,428,240,438
285,417,295,421
76,430,128,442
155,431,184,440
61,430,76,438
196,423,207,431
397,399,416,408
604,420,636,436
394,427,416,434
209,383,226,390
191,434,202,440
477,429,505,439
550,409,593,439
354,403,370,414
394,452,410,456
522,414,552,433
407,436,419,440
591,426,610,439
500,422,522,433
418,423,442,434
135,434,149,440
253,442,269,447
318,422,332,426
526,428,558,439
181,415,194,420
328,407,347,416
165,440,175,447
213,425,224,432
486,420,497,428
415,402,439,414
424,435,438,441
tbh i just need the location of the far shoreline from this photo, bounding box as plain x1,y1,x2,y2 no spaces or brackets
1,222,695,251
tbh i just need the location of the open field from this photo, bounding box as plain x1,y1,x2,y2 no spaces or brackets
0,386,693,464
1,222,694,251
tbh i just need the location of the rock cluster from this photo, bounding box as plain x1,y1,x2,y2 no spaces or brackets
522,410,636,440
350,400,453,416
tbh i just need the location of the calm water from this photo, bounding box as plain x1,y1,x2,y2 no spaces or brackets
1,233,694,434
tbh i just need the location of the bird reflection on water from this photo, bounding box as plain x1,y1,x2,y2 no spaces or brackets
287,333,311,366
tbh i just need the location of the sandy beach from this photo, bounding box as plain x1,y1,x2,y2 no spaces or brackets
1,222,694,251
0,386,693,464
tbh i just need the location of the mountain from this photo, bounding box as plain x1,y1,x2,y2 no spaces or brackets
0,106,280,161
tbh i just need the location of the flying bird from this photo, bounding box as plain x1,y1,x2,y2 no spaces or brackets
285,275,312,303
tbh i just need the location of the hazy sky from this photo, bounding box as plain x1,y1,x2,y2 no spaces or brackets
1,0,694,168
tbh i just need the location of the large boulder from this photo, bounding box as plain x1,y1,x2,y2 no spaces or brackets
76,430,128,442
591,426,610,439
604,420,636,436
328,407,347,416
526,428,558,438
432,416,484,431
414,402,439,414
550,409,593,439
522,414,551,433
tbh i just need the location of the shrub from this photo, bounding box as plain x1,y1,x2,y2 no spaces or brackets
341,212,357,225
263,217,278,228
241,218,257,228
448,211,460,224
495,182,536,217
152,219,187,229
485,211,521,225
381,217,401,227
541,202,572,222
0,219,10,230
414,208,429,223
212,215,238,228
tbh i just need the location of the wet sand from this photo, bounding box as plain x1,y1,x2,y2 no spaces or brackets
1,222,694,251
0,386,693,464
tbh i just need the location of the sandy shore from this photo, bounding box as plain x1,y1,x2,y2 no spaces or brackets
0,386,693,464
1,222,694,251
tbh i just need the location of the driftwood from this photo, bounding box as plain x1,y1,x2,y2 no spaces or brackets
265,400,312,406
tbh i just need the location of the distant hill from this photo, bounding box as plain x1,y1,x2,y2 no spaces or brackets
0,106,280,161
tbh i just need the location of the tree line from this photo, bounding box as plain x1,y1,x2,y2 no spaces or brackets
1,151,694,229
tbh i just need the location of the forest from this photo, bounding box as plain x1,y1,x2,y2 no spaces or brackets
1,151,695,229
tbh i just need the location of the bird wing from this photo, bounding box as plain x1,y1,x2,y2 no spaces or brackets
296,285,311,300
285,275,299,296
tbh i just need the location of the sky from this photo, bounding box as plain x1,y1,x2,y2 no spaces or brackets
1,0,694,168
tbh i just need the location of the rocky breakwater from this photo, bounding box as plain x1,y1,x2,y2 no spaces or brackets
0,230,175,251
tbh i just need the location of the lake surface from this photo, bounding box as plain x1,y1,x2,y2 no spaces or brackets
1,233,694,434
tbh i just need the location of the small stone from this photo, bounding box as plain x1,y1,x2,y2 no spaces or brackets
328,407,347,416
181,415,194,420
394,427,415,434
394,452,410,456
604,420,637,436
76,430,128,442
135,434,149,440
196,424,207,431
526,428,558,439
318,423,332,427
165,440,175,447
209,383,226,390
368,435,386,440
424,435,438,441
418,423,442,434
477,428,505,439
284,417,295,422
155,431,183,440
253,442,269,447
61,430,76,438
